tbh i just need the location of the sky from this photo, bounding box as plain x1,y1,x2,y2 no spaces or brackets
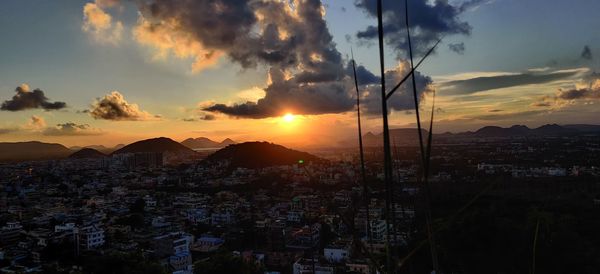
0,0,598,148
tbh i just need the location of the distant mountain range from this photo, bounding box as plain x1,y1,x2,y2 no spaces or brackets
203,141,321,169
181,137,236,149
349,124,600,147
448,124,600,137
2,124,598,163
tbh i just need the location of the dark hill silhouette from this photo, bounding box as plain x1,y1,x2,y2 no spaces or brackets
69,148,106,159
475,125,530,136
0,141,71,162
181,137,237,149
112,137,194,155
182,137,220,149
204,141,321,168
470,124,581,137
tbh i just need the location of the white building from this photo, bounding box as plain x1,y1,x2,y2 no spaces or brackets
287,210,304,223
324,245,350,263
186,208,210,225
55,223,76,233
211,210,236,226
79,225,105,250
293,258,334,274
370,220,388,242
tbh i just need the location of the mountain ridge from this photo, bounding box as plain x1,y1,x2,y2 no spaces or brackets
181,137,237,149
112,137,195,155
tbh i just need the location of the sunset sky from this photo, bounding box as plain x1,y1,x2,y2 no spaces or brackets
1,0,599,148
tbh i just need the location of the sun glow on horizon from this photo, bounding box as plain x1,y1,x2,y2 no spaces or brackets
282,113,295,123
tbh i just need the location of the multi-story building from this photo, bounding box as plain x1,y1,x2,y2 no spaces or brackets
79,225,105,250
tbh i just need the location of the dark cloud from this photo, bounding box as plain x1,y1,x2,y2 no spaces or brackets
183,114,216,121
531,79,600,107
89,91,156,121
361,62,432,115
448,42,465,55
581,45,593,60
201,114,216,121
354,0,483,57
557,86,600,100
488,109,503,113
42,122,103,136
134,0,344,77
440,70,582,95
204,68,355,118
345,61,380,85
1,84,66,111
0,128,17,134
97,0,433,119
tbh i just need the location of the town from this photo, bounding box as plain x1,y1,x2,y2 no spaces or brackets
1,133,599,273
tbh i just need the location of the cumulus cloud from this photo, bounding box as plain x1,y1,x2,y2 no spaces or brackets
361,61,432,115
88,0,434,118
1,84,67,111
43,122,103,136
88,91,157,121
439,69,585,95
581,45,593,60
448,42,466,55
82,1,123,45
354,0,483,57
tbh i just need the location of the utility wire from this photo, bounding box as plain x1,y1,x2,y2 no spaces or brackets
351,48,372,245
375,0,395,272
404,0,440,271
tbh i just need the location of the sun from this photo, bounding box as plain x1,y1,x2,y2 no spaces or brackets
282,113,295,123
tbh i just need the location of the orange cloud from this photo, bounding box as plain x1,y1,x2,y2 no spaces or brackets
89,91,158,121
133,16,223,72
82,2,123,45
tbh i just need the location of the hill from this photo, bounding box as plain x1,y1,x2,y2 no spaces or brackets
362,128,429,146
468,124,584,137
0,141,72,162
203,141,321,168
112,137,195,155
69,148,107,159
181,137,236,149
344,124,600,147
